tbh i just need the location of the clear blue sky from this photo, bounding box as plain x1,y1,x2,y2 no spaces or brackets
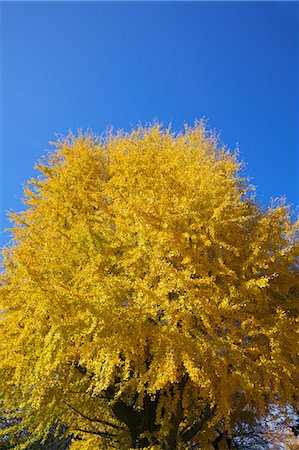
1,1,298,246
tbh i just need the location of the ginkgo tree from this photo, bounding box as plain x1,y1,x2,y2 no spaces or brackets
0,122,298,449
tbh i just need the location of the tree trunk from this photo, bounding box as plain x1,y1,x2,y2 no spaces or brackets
162,376,188,449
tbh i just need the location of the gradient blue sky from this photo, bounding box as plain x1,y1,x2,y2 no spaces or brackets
1,1,298,246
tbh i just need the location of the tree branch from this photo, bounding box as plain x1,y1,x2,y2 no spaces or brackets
73,427,116,439
65,402,124,430
181,404,217,443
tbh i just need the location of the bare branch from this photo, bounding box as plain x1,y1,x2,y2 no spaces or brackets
65,402,124,430
181,404,217,443
73,427,116,439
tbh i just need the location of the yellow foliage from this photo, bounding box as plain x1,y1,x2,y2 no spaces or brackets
0,122,298,448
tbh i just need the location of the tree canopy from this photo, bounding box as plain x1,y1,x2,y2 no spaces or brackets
0,123,298,449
